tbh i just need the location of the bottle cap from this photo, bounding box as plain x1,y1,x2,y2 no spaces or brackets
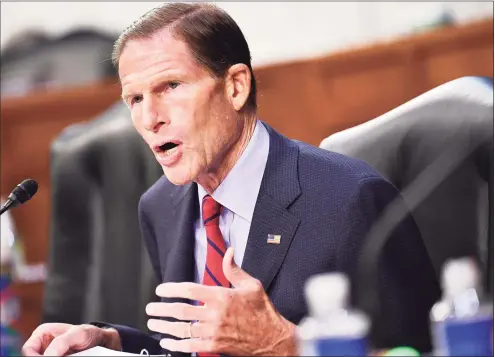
305,272,349,317
442,257,480,298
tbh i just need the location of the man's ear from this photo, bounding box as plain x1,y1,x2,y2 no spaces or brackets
225,64,251,112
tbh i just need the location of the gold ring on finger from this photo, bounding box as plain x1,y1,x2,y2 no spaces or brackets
188,321,193,339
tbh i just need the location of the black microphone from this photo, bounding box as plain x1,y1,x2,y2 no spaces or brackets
0,179,38,216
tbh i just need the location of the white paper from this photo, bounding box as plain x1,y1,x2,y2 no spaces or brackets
69,346,170,356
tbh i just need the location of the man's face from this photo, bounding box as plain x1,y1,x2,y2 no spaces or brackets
119,30,242,186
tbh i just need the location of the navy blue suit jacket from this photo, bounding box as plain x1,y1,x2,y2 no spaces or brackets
109,123,440,356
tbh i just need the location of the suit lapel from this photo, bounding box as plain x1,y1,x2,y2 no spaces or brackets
241,124,301,292
162,183,198,287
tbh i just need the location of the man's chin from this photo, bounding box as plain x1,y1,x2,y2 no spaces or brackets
162,169,195,186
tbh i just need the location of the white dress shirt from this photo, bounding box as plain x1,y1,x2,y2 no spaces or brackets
194,120,270,283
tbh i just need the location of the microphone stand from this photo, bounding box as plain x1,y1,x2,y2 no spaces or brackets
0,200,14,216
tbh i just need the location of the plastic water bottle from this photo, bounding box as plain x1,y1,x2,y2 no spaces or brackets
297,272,370,356
430,257,494,356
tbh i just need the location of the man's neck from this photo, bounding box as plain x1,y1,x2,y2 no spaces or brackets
197,116,257,194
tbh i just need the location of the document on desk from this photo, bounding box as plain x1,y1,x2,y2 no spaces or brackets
70,346,171,356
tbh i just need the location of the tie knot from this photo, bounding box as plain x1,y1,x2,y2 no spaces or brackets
202,195,222,227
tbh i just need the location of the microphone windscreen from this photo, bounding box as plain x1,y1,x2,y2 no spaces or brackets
13,179,38,204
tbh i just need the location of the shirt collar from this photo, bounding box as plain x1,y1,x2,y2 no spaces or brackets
197,120,270,222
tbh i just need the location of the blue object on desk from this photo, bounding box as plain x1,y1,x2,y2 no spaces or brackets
316,336,368,356
0,324,22,356
437,314,494,356
0,274,21,356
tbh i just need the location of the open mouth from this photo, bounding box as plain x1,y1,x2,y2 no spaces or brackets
156,142,180,156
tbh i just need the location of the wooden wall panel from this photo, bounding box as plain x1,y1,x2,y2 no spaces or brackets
254,18,494,145
321,62,413,133
425,45,494,87
1,18,492,341
255,62,324,145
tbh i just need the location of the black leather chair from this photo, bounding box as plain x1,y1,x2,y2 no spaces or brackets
43,102,163,330
320,76,494,296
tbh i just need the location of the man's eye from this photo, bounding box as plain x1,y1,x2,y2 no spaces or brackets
131,95,143,105
168,82,180,90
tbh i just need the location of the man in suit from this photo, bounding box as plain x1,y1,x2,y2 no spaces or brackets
23,3,440,356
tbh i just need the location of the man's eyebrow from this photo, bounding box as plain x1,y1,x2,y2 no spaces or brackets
119,69,185,101
150,71,184,86
121,91,137,101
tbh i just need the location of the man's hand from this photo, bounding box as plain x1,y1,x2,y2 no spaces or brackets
146,247,297,356
22,323,121,356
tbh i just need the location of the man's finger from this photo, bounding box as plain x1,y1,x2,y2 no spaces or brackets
22,341,43,357
22,323,72,356
22,334,45,356
146,302,210,321
155,282,222,302
148,320,212,339
42,327,93,356
42,333,72,356
160,337,216,353
22,347,42,356
223,247,258,289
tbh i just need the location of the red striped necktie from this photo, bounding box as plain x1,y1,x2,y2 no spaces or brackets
199,195,229,357
201,194,229,288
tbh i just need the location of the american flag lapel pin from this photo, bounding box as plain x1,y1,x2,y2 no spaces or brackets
267,234,281,244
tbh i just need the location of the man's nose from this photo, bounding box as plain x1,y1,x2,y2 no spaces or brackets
142,95,167,132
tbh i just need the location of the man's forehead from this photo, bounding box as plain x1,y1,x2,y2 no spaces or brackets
126,28,183,51
121,32,189,62
118,33,199,82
